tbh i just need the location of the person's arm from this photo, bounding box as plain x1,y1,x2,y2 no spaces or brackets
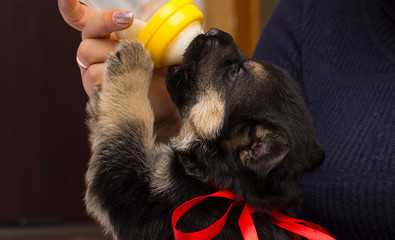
58,0,180,141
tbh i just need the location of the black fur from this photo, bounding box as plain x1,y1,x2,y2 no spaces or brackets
85,29,325,240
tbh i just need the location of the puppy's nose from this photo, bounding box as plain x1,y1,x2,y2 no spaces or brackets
206,28,222,36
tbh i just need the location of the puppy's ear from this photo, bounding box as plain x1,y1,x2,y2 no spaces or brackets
232,123,289,177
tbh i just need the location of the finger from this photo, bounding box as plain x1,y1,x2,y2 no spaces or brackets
81,63,106,97
82,9,134,40
77,38,118,68
58,0,95,31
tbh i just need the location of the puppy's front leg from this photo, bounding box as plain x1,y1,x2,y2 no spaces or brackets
85,40,154,238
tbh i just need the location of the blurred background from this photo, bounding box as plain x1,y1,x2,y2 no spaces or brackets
0,0,278,239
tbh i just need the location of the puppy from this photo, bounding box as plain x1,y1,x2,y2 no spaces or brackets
85,28,325,240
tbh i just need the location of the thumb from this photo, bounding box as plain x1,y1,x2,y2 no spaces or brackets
58,0,95,31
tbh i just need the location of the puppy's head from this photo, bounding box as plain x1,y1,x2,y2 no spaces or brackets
166,29,324,209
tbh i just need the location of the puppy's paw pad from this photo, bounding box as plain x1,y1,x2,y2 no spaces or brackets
106,40,153,76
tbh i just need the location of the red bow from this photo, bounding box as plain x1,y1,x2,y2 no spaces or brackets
172,190,335,240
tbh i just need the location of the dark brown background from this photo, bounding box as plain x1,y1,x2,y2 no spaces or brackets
0,0,91,224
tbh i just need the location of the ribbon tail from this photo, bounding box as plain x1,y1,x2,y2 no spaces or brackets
270,210,335,240
238,204,259,240
274,221,335,240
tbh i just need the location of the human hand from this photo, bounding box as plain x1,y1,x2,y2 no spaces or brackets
58,0,180,141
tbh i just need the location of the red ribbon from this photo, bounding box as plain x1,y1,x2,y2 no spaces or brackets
172,190,335,240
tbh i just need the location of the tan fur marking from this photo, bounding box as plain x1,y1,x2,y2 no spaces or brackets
172,88,225,151
240,150,249,165
246,61,268,78
150,144,175,194
172,120,200,151
189,88,225,140
232,130,251,150
85,194,117,239
255,126,271,139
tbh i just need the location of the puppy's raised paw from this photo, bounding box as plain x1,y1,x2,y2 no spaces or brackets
106,40,154,77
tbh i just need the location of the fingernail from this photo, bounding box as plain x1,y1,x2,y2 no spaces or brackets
114,11,133,24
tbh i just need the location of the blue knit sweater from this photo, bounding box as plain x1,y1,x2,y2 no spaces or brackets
254,0,394,239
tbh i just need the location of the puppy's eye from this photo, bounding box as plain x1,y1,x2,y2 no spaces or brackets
229,64,243,80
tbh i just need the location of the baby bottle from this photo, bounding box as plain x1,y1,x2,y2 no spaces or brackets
79,0,204,67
